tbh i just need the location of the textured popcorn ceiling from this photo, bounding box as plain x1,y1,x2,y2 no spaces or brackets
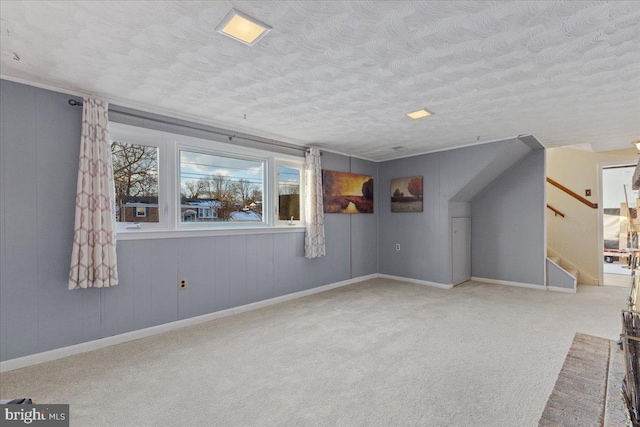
1,1,639,160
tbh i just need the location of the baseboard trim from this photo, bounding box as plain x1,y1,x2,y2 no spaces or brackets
378,274,453,289
0,274,378,373
471,276,546,290
547,285,577,294
233,273,379,314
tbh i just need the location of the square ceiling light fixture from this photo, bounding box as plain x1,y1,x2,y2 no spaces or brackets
407,109,433,120
216,9,272,46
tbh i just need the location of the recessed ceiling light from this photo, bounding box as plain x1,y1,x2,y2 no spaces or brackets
216,8,272,46
407,109,433,120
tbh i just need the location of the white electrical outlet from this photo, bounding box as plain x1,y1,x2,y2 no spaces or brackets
396,244,400,251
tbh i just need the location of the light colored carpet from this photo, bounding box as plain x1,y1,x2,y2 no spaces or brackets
0,279,627,427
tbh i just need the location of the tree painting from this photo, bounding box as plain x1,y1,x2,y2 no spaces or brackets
322,170,374,213
391,176,423,212
407,177,423,200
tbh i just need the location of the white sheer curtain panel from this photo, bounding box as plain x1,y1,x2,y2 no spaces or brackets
304,147,326,258
68,98,119,290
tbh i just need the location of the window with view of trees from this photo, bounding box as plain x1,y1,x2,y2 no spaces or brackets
179,150,264,223
278,165,301,221
109,123,304,234
111,141,159,224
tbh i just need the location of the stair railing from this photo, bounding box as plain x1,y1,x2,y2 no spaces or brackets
546,204,565,217
546,177,598,209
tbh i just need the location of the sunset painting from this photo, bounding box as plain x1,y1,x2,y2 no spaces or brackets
391,176,423,212
322,170,374,214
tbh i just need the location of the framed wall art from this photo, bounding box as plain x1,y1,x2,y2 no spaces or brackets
322,170,374,213
391,176,423,213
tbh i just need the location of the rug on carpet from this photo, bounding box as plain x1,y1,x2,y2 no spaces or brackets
539,333,625,427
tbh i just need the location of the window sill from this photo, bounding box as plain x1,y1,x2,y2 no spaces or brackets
116,226,306,241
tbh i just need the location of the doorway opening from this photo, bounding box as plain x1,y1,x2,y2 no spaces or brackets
601,164,637,287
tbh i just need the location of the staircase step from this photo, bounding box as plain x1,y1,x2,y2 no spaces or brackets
548,257,561,264
567,269,578,279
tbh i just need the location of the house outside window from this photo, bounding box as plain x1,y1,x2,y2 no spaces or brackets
199,207,216,219
111,138,164,228
109,122,304,235
179,150,265,224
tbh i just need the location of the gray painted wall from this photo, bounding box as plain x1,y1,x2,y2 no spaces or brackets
0,80,378,362
547,259,575,290
0,78,546,363
471,150,546,285
377,140,540,285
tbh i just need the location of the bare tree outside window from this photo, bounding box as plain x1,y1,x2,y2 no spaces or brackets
234,179,258,207
210,172,232,200
109,125,305,231
179,151,264,223
111,141,159,223
181,179,210,199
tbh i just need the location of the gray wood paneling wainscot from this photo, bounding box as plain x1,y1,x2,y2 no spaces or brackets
378,137,545,286
0,78,544,363
0,80,378,362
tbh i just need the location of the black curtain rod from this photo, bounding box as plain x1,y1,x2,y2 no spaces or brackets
68,98,321,155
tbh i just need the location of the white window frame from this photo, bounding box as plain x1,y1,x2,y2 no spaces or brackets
275,160,305,226
176,143,271,230
109,122,306,239
109,123,171,232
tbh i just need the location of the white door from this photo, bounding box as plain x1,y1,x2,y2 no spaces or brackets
452,217,471,285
